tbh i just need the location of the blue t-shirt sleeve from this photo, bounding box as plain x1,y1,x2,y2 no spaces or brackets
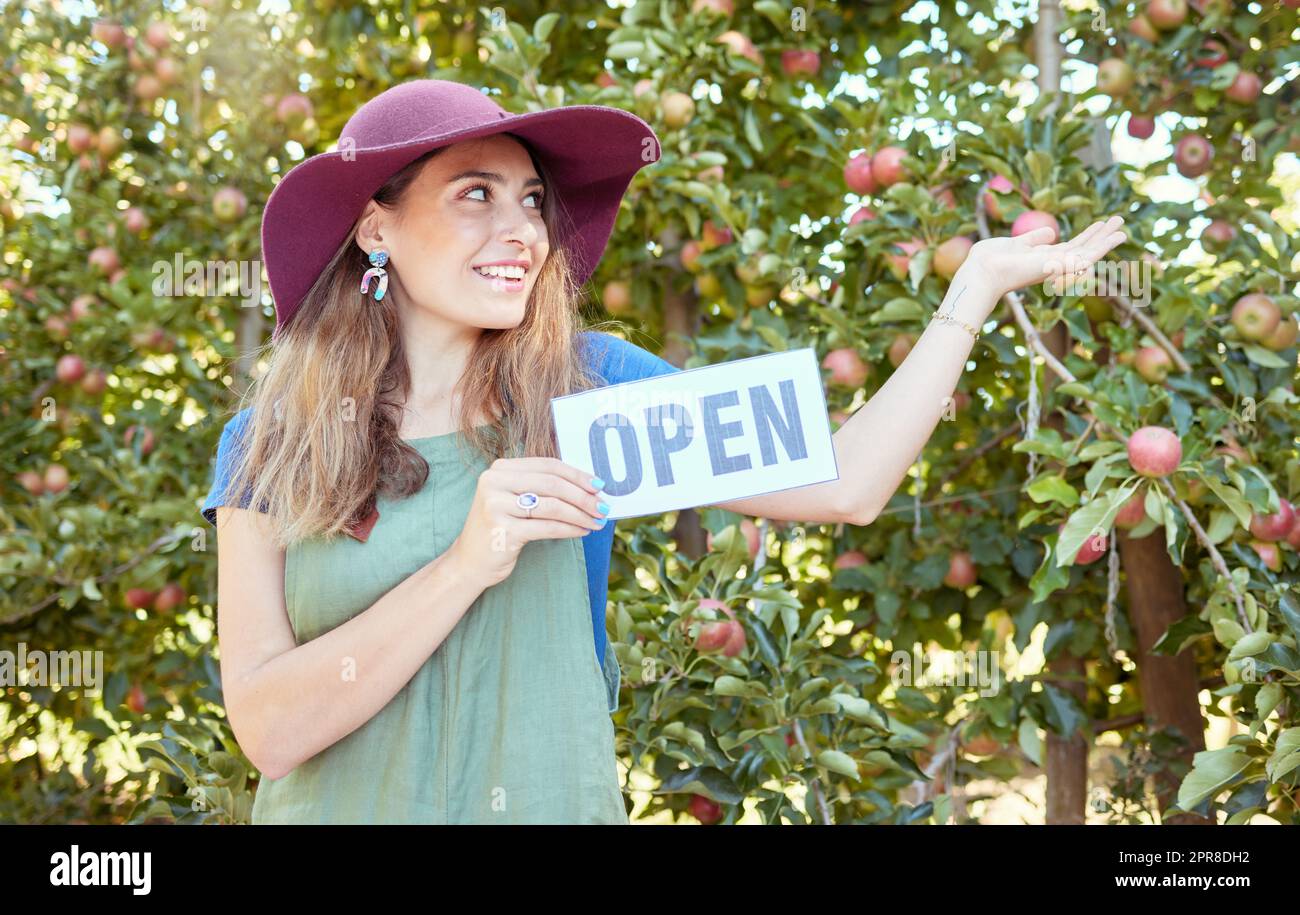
200,407,263,527
579,329,681,384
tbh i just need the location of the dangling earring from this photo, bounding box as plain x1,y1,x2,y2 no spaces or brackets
360,249,389,301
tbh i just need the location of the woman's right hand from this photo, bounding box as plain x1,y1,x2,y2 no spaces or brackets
447,456,611,588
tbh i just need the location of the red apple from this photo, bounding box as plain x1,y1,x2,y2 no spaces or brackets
212,186,248,222
943,551,977,588
1072,528,1108,565
1114,490,1147,529
982,174,1015,221
715,30,761,66
691,0,735,14
688,794,723,824
1225,71,1262,104
1193,39,1229,69
886,238,926,281
660,91,695,128
1250,499,1295,542
16,471,44,495
679,240,703,273
931,185,958,210
780,49,820,78
133,74,163,101
88,246,120,275
91,19,127,48
1128,14,1160,42
45,315,70,341
711,34,756,69
1231,293,1280,342
822,348,869,388
933,236,973,280
1146,0,1188,30
127,683,148,714
848,206,876,225
124,424,156,456
1249,539,1282,572
275,93,314,125
1127,115,1156,139
1202,219,1235,251
1011,210,1060,243
705,519,761,561
1134,345,1173,383
81,368,108,395
123,207,149,233
1097,59,1136,96
154,582,186,613
870,146,908,188
56,354,86,384
700,219,733,250
1261,315,1297,352
843,153,877,195
67,124,95,154
632,79,655,99
594,71,616,89
600,279,631,314
1286,518,1300,550
887,333,915,368
125,587,156,610
834,550,868,570
153,57,180,85
43,464,70,493
1127,426,1182,477
144,21,170,49
96,126,124,157
1174,134,1213,178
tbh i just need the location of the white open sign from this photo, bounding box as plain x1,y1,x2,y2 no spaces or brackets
551,348,839,520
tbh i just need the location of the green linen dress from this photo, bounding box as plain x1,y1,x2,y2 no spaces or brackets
249,427,629,824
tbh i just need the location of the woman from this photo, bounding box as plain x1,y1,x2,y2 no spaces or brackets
201,79,1125,824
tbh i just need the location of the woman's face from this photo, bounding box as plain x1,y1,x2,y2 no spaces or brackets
360,134,549,330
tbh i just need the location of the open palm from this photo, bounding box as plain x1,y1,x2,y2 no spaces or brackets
964,215,1128,299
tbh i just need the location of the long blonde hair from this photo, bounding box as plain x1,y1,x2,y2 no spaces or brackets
218,141,622,548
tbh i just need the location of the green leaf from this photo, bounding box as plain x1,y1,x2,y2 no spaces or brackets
1025,150,1054,189
1228,629,1275,660
1027,474,1078,507
1241,344,1289,368
831,693,887,728
1177,747,1252,810
532,11,560,43
1018,717,1043,767
607,41,645,60
1056,490,1127,568
743,107,763,153
868,297,925,323
1256,682,1283,720
1201,475,1253,529
1267,729,1300,782
816,749,861,780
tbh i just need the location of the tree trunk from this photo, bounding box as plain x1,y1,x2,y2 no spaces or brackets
1117,530,1212,824
663,274,706,559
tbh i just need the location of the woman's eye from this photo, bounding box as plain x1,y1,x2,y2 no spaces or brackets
526,192,544,208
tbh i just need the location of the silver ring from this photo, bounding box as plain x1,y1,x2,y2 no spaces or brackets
516,491,539,518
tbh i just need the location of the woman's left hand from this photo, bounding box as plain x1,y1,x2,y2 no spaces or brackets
960,215,1128,300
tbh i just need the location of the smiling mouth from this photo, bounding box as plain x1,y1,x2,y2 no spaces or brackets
472,266,527,292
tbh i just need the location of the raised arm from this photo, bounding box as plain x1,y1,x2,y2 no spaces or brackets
710,216,1128,525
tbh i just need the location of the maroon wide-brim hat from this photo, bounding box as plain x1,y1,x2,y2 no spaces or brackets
261,79,661,341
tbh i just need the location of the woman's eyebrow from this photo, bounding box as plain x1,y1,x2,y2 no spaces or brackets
448,169,545,190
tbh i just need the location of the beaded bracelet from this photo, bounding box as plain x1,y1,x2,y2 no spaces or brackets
930,308,980,340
